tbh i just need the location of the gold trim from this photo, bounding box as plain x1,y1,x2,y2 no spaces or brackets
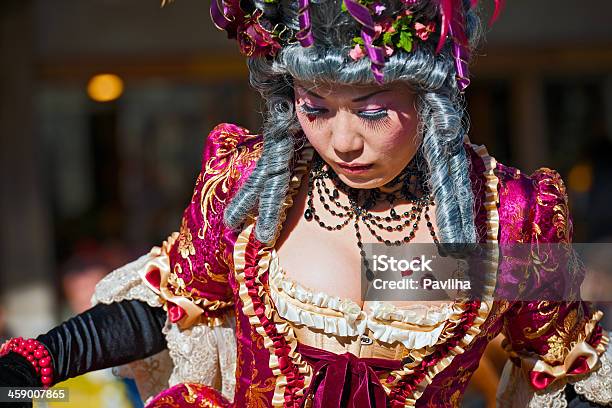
398,143,501,406
233,146,314,407
505,309,608,388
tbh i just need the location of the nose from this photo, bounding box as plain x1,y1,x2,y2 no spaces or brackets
330,111,364,159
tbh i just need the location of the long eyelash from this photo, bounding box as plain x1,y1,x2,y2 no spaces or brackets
358,110,392,131
358,110,388,121
297,104,325,116
297,104,327,125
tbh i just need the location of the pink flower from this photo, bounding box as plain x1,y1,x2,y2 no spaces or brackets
415,21,436,41
349,44,366,60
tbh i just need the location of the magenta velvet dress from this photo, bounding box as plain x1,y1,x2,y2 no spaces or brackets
137,123,608,407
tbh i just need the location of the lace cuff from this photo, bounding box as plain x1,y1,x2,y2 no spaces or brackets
497,330,612,407
92,236,237,404
92,251,165,308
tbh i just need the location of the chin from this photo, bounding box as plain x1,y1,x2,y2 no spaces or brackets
337,174,387,189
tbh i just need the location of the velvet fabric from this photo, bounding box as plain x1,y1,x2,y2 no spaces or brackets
296,342,402,408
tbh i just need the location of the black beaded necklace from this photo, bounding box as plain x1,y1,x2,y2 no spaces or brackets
303,151,439,281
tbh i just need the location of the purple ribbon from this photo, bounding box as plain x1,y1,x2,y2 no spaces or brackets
448,2,470,91
296,0,315,47
343,0,386,83
445,0,505,90
210,0,231,31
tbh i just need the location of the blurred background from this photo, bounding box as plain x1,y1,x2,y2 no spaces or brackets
0,0,611,407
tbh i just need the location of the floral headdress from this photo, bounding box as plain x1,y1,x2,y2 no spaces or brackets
164,0,504,91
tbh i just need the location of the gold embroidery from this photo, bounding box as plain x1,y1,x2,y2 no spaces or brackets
542,306,587,364
150,394,176,405
245,368,276,408
206,260,229,284
183,383,198,404
198,130,263,234
177,218,196,259
449,390,462,406
544,334,566,363
533,168,570,243
171,263,202,295
523,303,561,339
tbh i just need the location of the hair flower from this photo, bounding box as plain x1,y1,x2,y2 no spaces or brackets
414,21,436,41
210,0,505,90
349,44,366,60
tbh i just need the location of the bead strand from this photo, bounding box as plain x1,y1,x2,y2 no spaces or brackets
0,337,54,387
303,152,439,281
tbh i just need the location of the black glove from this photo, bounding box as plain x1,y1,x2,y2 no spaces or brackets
0,353,40,407
0,299,167,389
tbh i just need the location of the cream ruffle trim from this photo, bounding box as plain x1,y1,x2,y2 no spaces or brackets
269,250,456,349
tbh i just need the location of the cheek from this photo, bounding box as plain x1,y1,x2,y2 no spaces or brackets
374,117,417,155
296,111,327,149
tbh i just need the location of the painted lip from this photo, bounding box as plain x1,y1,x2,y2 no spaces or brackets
336,162,374,174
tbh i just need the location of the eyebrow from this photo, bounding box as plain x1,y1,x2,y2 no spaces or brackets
301,88,391,102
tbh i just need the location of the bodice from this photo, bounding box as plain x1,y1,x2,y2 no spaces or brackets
269,248,460,358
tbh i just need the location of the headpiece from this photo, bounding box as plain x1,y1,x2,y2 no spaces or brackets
164,0,504,91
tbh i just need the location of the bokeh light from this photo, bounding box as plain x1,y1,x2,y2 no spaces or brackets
87,74,124,102
568,162,593,193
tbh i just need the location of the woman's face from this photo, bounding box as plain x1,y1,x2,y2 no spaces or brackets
294,81,421,189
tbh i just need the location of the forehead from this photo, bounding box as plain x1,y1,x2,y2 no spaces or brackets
294,80,411,100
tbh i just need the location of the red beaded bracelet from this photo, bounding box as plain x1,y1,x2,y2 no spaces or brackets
0,337,54,387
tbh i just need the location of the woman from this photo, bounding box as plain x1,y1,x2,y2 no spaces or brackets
1,0,610,407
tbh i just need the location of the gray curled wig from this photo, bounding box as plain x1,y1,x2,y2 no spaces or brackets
224,0,482,250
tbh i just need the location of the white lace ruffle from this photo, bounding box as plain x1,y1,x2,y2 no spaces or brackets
572,338,612,406
111,350,174,403
367,301,455,326
164,315,237,403
366,316,447,349
268,250,452,348
92,252,163,308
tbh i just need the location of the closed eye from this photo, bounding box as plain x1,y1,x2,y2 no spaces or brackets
357,109,388,121
298,104,328,116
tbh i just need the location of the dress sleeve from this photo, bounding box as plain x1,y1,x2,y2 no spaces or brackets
91,123,261,402
136,123,262,329
497,168,610,407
